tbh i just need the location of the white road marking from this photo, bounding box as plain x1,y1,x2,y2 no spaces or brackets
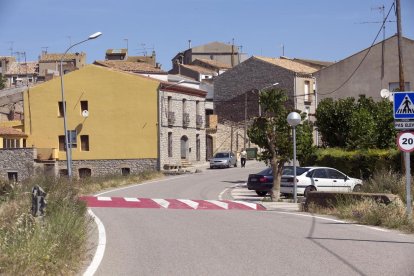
83,209,106,276
218,188,231,200
124,197,140,202
231,200,257,210
178,199,199,209
97,196,112,201
207,200,228,209
153,199,170,208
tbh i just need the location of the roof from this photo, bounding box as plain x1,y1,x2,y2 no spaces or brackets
39,53,85,62
106,49,127,55
159,82,207,98
292,58,335,67
181,64,216,75
253,56,318,74
194,58,231,69
5,62,38,75
0,127,27,137
93,60,166,74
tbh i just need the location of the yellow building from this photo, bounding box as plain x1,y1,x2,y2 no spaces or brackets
23,65,160,177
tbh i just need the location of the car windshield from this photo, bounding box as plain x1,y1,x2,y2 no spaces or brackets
214,152,229,158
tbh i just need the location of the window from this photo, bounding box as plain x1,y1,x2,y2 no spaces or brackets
327,169,345,180
389,82,411,92
304,81,310,102
305,107,310,120
167,96,172,113
312,169,328,178
58,101,66,117
80,135,89,151
196,101,200,116
196,134,200,161
182,99,187,114
168,132,173,157
121,168,130,176
59,135,65,151
79,168,92,178
80,101,88,112
3,138,20,148
8,172,18,182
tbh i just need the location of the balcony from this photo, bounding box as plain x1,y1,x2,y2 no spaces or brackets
196,115,203,128
183,113,190,127
168,111,175,126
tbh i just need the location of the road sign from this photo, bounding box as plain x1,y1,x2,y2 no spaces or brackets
397,131,414,152
394,92,414,119
394,120,414,130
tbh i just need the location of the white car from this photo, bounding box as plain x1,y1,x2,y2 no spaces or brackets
280,166,363,197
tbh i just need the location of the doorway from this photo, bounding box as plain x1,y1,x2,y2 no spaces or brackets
180,136,188,160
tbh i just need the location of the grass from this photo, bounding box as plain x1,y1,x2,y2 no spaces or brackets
306,168,414,233
0,170,164,275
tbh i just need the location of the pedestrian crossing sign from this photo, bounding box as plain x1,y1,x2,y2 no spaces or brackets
394,92,414,119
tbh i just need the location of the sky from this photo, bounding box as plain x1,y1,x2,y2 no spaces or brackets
1,0,413,71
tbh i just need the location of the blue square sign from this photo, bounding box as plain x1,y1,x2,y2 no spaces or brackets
394,92,414,119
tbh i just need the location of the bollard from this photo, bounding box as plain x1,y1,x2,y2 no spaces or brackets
31,185,47,217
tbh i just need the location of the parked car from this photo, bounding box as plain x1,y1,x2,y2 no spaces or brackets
281,166,363,197
247,166,309,196
209,151,237,169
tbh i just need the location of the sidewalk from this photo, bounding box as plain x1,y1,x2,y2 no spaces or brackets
231,184,302,212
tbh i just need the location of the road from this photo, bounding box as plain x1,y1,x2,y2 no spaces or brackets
85,161,414,276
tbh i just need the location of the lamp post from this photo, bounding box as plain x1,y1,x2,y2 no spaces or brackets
287,112,301,203
60,32,102,178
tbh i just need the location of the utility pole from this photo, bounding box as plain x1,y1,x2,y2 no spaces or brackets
244,90,247,150
396,0,405,91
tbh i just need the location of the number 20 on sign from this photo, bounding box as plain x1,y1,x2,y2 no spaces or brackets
397,131,414,152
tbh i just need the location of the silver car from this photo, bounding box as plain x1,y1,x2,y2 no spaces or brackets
209,151,237,169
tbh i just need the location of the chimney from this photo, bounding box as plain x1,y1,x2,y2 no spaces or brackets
188,40,192,49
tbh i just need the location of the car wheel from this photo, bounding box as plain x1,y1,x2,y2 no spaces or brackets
210,166,213,169
353,184,362,192
256,191,267,196
304,186,316,197
234,162,237,167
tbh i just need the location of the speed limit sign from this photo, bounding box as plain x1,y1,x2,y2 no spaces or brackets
397,131,414,152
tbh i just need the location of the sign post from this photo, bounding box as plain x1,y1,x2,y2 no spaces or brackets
394,92,414,218
397,131,414,218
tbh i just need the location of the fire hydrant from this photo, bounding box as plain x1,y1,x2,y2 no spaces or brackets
31,185,46,217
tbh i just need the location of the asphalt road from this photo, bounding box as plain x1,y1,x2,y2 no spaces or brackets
86,161,414,276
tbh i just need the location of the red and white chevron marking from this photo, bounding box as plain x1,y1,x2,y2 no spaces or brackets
79,196,265,211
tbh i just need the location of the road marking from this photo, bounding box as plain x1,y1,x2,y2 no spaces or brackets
83,209,106,276
124,197,140,202
207,200,228,209
97,196,112,201
177,199,199,209
153,199,170,209
218,187,231,200
231,200,259,210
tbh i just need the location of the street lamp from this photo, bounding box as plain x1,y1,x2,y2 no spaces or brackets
60,32,102,178
287,112,301,203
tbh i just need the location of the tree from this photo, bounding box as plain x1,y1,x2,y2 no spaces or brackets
248,89,314,201
0,74,6,90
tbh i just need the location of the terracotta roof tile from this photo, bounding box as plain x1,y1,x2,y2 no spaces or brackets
5,62,38,75
254,56,318,74
39,53,85,62
94,60,166,74
0,127,27,137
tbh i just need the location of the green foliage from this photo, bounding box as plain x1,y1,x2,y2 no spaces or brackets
316,96,397,149
0,74,5,90
304,147,401,179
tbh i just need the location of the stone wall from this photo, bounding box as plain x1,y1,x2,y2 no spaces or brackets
0,148,36,181
57,159,157,178
159,90,206,169
214,57,295,123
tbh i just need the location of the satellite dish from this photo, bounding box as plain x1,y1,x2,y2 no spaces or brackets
380,89,390,99
82,110,89,118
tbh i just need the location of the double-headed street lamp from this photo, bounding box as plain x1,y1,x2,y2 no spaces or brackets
287,112,301,203
60,32,102,178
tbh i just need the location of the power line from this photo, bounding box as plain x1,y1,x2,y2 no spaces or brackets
317,2,395,96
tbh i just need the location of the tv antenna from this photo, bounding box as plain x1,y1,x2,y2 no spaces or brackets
357,4,395,41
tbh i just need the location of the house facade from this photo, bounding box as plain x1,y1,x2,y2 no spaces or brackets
38,52,86,81
158,83,207,169
23,65,159,178
4,62,38,88
315,35,414,102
